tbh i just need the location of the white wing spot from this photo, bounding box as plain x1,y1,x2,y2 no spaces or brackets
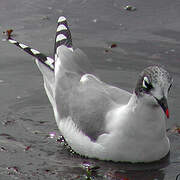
8,39,17,44
31,49,40,55
49,64,54,69
19,43,28,49
58,16,66,23
56,34,67,42
57,24,67,32
45,57,54,65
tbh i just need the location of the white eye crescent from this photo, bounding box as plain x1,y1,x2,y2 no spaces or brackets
142,76,150,89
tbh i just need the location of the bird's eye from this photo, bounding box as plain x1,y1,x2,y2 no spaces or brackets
168,84,172,93
142,76,153,90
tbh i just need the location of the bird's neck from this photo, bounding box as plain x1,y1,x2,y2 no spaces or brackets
106,92,167,137
103,92,169,162
128,92,162,119
125,92,167,137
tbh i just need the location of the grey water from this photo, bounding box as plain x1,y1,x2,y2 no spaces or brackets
0,0,180,179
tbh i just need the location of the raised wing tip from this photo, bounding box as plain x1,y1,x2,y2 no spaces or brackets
54,16,73,56
8,37,55,71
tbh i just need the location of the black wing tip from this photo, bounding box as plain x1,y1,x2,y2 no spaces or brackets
54,16,73,56
8,38,17,43
8,37,55,71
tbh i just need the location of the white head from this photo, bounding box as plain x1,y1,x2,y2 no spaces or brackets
135,66,173,118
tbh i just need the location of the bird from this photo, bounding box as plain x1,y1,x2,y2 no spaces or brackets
7,16,173,163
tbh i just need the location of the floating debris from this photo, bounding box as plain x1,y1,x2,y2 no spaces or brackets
124,5,136,11
167,126,180,134
24,145,32,151
2,29,14,40
104,43,118,53
2,119,16,126
5,29,13,39
7,166,19,174
81,161,100,180
110,43,117,48
0,146,7,152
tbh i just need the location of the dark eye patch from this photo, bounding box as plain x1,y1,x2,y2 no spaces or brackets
144,80,153,91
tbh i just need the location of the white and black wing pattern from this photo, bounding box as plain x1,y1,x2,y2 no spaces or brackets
8,38,55,71
8,16,73,71
54,16,73,58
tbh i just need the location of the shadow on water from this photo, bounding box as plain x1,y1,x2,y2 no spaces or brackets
76,153,169,180
38,145,170,180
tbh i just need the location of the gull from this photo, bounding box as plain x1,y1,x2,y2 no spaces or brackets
7,16,173,163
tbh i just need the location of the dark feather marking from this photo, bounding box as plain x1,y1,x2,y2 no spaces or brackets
54,17,73,57
8,38,54,71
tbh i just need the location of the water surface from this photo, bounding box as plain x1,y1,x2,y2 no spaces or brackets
0,0,180,179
